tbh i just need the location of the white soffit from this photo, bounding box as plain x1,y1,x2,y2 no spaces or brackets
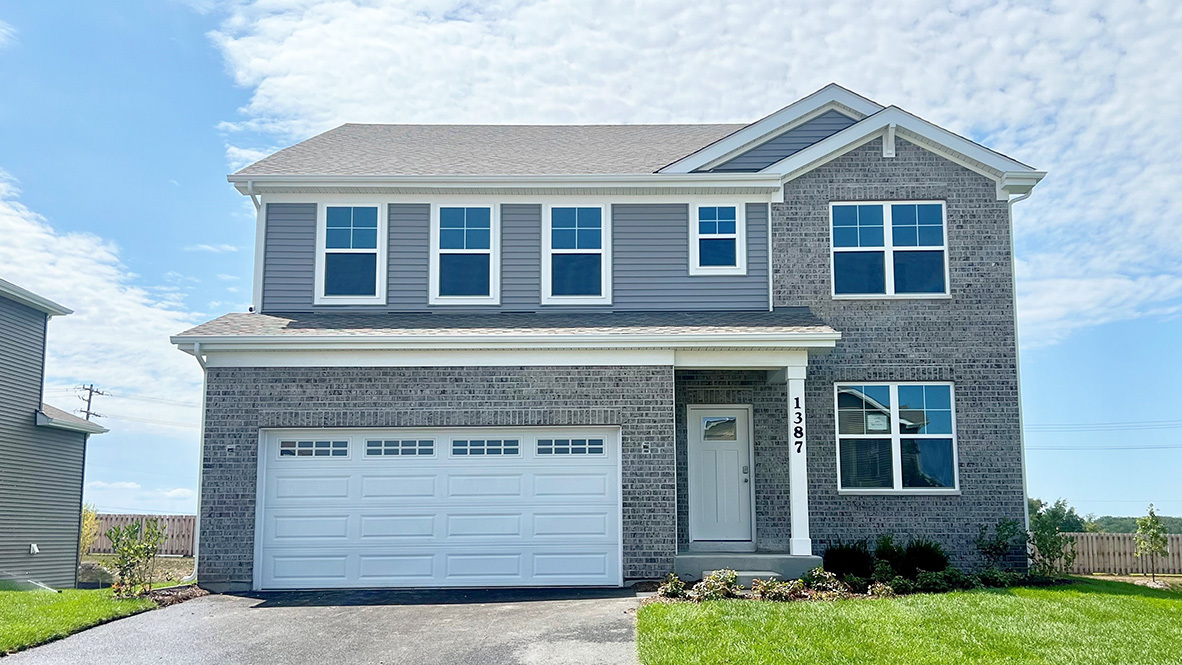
658,84,885,174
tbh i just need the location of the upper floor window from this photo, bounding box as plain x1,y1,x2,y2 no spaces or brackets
542,205,611,304
690,204,747,275
315,204,386,305
430,204,500,305
835,382,958,494
830,201,948,297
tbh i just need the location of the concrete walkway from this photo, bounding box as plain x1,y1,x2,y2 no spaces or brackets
8,588,640,665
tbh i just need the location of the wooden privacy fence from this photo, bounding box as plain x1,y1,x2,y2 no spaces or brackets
90,514,196,557
1066,532,1182,575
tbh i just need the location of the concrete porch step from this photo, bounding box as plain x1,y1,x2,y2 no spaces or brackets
675,552,822,582
703,570,781,587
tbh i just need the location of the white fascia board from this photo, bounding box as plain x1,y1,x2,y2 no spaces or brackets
659,84,885,174
228,172,783,196
766,107,1046,197
171,331,841,353
36,410,108,434
0,279,72,317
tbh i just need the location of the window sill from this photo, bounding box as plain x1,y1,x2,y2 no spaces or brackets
428,295,501,306
838,488,961,496
314,295,386,306
832,293,951,300
689,266,748,277
540,295,613,306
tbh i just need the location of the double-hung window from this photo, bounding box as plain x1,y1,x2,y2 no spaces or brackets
542,205,610,304
690,204,747,275
430,204,500,304
835,382,959,493
830,201,948,297
315,204,386,305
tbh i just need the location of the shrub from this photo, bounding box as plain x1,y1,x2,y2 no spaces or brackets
977,568,1018,588
871,560,896,584
656,573,686,598
867,582,895,598
800,567,848,593
842,575,870,594
975,518,1025,570
691,569,741,601
873,534,907,577
106,518,167,597
823,540,874,579
915,570,952,593
943,567,981,590
751,577,805,602
889,575,915,595
1029,512,1077,577
903,538,949,576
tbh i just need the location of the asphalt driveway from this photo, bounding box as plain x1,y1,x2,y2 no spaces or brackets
8,588,640,665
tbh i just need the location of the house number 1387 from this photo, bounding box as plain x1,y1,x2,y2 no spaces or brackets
792,396,805,453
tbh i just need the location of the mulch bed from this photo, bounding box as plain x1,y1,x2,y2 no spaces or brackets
147,584,209,607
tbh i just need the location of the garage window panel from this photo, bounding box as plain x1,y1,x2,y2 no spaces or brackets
279,440,348,458
366,439,435,456
452,439,520,456
537,438,605,455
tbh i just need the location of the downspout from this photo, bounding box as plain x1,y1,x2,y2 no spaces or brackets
1007,191,1033,538
182,342,206,584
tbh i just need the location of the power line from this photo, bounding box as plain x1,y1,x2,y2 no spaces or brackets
99,413,199,429
1028,444,1182,451
103,392,199,408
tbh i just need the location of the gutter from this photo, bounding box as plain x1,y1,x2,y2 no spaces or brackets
35,410,109,434
227,172,785,194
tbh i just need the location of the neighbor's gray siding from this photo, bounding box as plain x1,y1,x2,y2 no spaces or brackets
198,366,676,592
710,110,857,172
0,298,85,588
775,137,1027,567
612,203,768,311
260,202,769,313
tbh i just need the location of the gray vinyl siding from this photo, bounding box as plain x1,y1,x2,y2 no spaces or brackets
612,203,768,310
260,203,317,311
709,110,857,172
0,297,85,589
260,202,769,313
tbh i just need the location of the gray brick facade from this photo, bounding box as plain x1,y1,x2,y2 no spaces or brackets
774,137,1027,567
198,365,675,591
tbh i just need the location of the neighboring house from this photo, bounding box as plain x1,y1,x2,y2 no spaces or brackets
0,279,107,588
172,84,1044,592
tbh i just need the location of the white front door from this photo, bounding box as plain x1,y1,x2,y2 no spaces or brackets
688,406,754,545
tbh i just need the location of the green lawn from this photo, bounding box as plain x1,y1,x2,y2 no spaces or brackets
638,579,1182,665
0,589,156,654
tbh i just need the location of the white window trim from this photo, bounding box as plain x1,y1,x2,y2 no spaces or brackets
833,381,960,495
429,203,502,305
541,203,612,305
689,203,748,276
313,202,388,305
829,200,950,299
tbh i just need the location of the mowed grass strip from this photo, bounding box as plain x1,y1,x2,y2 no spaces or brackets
638,579,1182,665
0,588,156,654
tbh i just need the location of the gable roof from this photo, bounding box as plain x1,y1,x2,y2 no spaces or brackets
234,123,745,177
0,278,72,317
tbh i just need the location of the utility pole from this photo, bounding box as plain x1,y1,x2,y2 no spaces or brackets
77,384,106,421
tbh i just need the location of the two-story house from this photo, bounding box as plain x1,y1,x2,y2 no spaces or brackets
173,84,1044,592
1,278,108,589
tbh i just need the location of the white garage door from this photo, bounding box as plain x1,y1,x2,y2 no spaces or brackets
255,427,622,590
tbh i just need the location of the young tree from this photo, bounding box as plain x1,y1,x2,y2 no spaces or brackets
1135,504,1169,582
78,504,100,563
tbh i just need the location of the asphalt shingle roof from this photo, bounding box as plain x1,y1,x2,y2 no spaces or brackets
233,123,746,177
175,309,835,339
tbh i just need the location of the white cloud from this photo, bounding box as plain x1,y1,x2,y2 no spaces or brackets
224,144,272,171
0,20,15,50
216,273,239,281
183,243,238,253
0,172,203,436
87,480,142,490
209,0,1182,347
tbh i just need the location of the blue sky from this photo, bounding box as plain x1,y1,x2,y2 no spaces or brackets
0,0,1179,517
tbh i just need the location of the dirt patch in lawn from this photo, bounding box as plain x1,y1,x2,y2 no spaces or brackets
1081,573,1182,591
83,555,194,586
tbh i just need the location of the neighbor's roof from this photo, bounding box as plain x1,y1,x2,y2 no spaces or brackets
37,403,108,435
173,309,838,341
233,123,746,177
0,278,72,317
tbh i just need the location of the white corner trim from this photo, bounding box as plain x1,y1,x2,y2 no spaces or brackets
661,84,884,174
428,202,502,305
767,107,1045,197
688,203,748,276
251,201,266,312
541,203,612,305
312,202,388,306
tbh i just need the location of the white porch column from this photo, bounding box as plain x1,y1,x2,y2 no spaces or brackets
786,366,811,556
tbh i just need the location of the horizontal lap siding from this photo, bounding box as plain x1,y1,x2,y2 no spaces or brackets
0,298,85,588
612,203,768,310
260,202,769,313
711,110,858,172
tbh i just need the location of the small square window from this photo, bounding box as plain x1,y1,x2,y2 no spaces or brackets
691,204,746,275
